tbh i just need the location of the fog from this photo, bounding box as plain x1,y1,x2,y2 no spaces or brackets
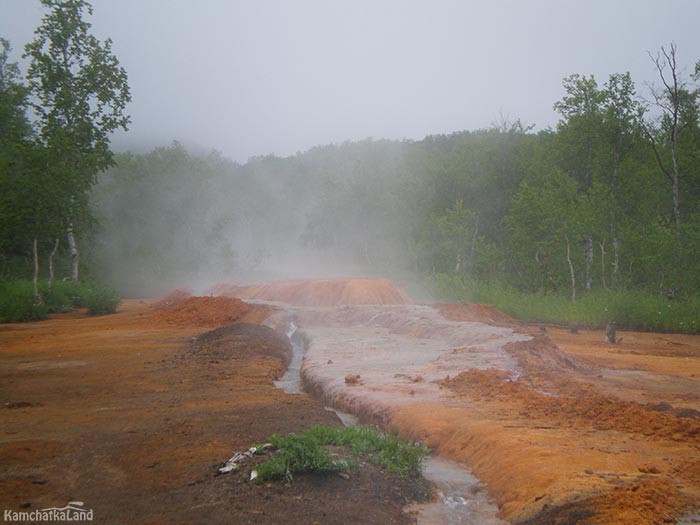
3,0,699,162
89,140,416,295
2,1,700,296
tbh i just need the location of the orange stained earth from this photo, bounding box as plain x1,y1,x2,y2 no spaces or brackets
209,278,414,306
0,296,429,524
388,321,700,524
1,278,699,525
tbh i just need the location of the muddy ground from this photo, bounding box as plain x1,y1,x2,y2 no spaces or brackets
0,299,430,524
1,281,699,525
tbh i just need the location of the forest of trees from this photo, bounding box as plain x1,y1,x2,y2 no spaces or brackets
1,2,699,328
90,52,700,306
0,0,129,318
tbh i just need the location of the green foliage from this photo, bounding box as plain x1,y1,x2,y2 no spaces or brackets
257,432,345,482
8,0,132,284
82,283,121,315
0,280,47,322
432,273,700,334
7,36,690,311
0,278,120,322
24,0,131,176
42,280,81,313
256,425,429,482
45,279,121,315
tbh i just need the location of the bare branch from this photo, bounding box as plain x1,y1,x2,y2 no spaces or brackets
642,124,673,184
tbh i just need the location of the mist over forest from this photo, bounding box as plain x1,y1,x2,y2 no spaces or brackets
90,61,700,302
1,0,700,331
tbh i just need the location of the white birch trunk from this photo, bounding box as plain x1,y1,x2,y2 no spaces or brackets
612,237,620,281
565,235,576,302
599,241,608,290
48,238,59,293
67,225,79,281
32,238,42,305
584,235,593,291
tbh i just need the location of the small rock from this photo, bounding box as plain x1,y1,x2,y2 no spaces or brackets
648,402,673,412
638,465,661,474
31,480,47,485
345,374,361,385
19,502,31,508
326,360,333,365
584,469,594,475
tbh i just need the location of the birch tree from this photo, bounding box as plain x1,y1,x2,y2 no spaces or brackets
24,0,130,281
646,43,696,229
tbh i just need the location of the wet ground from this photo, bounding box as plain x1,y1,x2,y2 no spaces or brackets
0,299,430,524
2,279,700,524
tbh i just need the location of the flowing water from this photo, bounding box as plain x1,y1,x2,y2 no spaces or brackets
273,320,305,394
410,457,507,525
329,406,507,525
272,309,512,524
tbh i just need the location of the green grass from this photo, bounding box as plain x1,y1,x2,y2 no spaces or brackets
256,425,429,482
432,273,700,334
0,279,121,322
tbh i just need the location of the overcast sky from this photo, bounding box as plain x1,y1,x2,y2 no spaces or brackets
2,0,699,161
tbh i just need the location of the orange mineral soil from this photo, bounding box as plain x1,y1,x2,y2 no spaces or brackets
209,277,414,306
2,279,699,525
288,291,700,524
0,295,428,524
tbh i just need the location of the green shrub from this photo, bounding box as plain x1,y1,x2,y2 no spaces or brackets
82,284,121,315
0,279,121,322
42,280,83,313
0,280,47,322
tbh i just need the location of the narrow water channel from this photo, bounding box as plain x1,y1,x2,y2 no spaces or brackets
274,320,507,525
273,319,304,394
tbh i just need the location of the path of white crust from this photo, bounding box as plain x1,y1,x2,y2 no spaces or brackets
297,304,530,423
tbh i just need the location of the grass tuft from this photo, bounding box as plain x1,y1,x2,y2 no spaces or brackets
256,425,429,482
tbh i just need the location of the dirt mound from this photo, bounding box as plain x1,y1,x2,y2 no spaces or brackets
520,477,691,525
188,323,292,368
151,288,192,311
153,296,264,328
445,369,700,443
209,278,413,307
